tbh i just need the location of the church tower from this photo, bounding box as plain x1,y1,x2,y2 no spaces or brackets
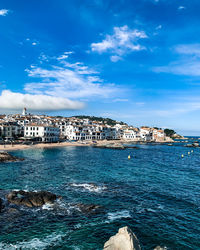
22,107,27,116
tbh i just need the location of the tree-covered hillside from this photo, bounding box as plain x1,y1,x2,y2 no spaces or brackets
72,116,127,126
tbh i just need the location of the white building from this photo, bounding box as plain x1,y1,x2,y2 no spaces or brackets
122,128,140,140
24,124,60,142
140,127,153,141
0,122,21,140
22,107,27,116
152,129,165,141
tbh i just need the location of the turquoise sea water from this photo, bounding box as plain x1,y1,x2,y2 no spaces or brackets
0,141,200,249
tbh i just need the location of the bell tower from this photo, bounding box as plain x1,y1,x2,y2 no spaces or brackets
22,107,27,116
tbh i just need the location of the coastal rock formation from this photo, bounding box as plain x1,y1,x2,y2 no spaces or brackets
0,198,3,212
94,143,125,150
185,143,199,148
76,203,102,213
154,246,167,250
6,190,57,207
0,152,24,163
103,226,141,250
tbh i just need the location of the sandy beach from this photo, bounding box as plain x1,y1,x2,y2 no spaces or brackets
0,141,94,151
0,138,174,152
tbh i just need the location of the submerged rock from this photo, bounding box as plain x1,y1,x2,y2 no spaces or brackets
103,226,141,250
6,190,58,207
7,208,19,213
0,152,24,163
76,203,102,213
94,143,125,150
154,246,167,250
0,198,3,212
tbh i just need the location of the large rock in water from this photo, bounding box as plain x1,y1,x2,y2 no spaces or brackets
76,203,102,213
6,190,57,207
0,198,3,212
103,226,141,250
0,152,24,162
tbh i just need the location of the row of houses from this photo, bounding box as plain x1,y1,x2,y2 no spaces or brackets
0,108,166,142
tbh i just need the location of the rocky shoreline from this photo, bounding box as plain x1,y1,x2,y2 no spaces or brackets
0,152,24,162
0,189,169,249
104,226,166,250
0,138,175,152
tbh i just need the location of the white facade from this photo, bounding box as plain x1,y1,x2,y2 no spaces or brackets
24,124,60,142
65,124,106,141
122,129,139,140
152,129,165,141
0,122,21,139
139,127,153,141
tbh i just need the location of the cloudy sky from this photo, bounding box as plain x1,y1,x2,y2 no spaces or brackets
0,0,200,135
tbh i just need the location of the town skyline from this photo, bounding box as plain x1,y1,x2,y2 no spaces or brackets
0,107,171,143
0,0,200,135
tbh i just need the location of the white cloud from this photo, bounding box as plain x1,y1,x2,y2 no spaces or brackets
153,61,200,76
175,44,200,56
110,55,122,62
156,25,162,30
0,9,9,16
178,6,186,10
153,44,200,76
0,53,120,111
112,98,129,102
0,90,84,111
24,38,39,46
57,55,68,60
57,51,73,61
24,54,117,99
91,25,147,61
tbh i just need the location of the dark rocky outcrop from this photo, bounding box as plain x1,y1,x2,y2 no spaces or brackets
6,190,58,207
76,203,102,213
7,208,19,213
154,246,167,250
0,198,3,212
185,143,199,148
0,152,24,162
103,226,141,250
94,143,125,150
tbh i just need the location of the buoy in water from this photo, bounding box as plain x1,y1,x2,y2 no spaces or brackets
188,152,190,155
191,150,193,153
128,155,131,159
181,154,184,158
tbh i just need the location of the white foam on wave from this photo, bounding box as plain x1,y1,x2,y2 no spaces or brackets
70,183,107,193
42,203,54,210
158,204,164,210
0,232,66,250
107,210,131,222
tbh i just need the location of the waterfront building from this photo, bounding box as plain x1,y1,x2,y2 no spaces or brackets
0,122,21,140
24,124,60,142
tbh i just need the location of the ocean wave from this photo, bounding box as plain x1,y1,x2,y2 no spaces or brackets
42,203,54,210
107,210,131,221
0,232,66,250
136,207,157,214
70,183,107,193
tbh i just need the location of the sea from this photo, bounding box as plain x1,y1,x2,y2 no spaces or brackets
0,138,200,250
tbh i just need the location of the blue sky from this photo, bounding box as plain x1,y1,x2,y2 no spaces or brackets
0,0,200,135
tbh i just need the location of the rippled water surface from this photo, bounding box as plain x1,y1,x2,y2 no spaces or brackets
0,141,200,249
